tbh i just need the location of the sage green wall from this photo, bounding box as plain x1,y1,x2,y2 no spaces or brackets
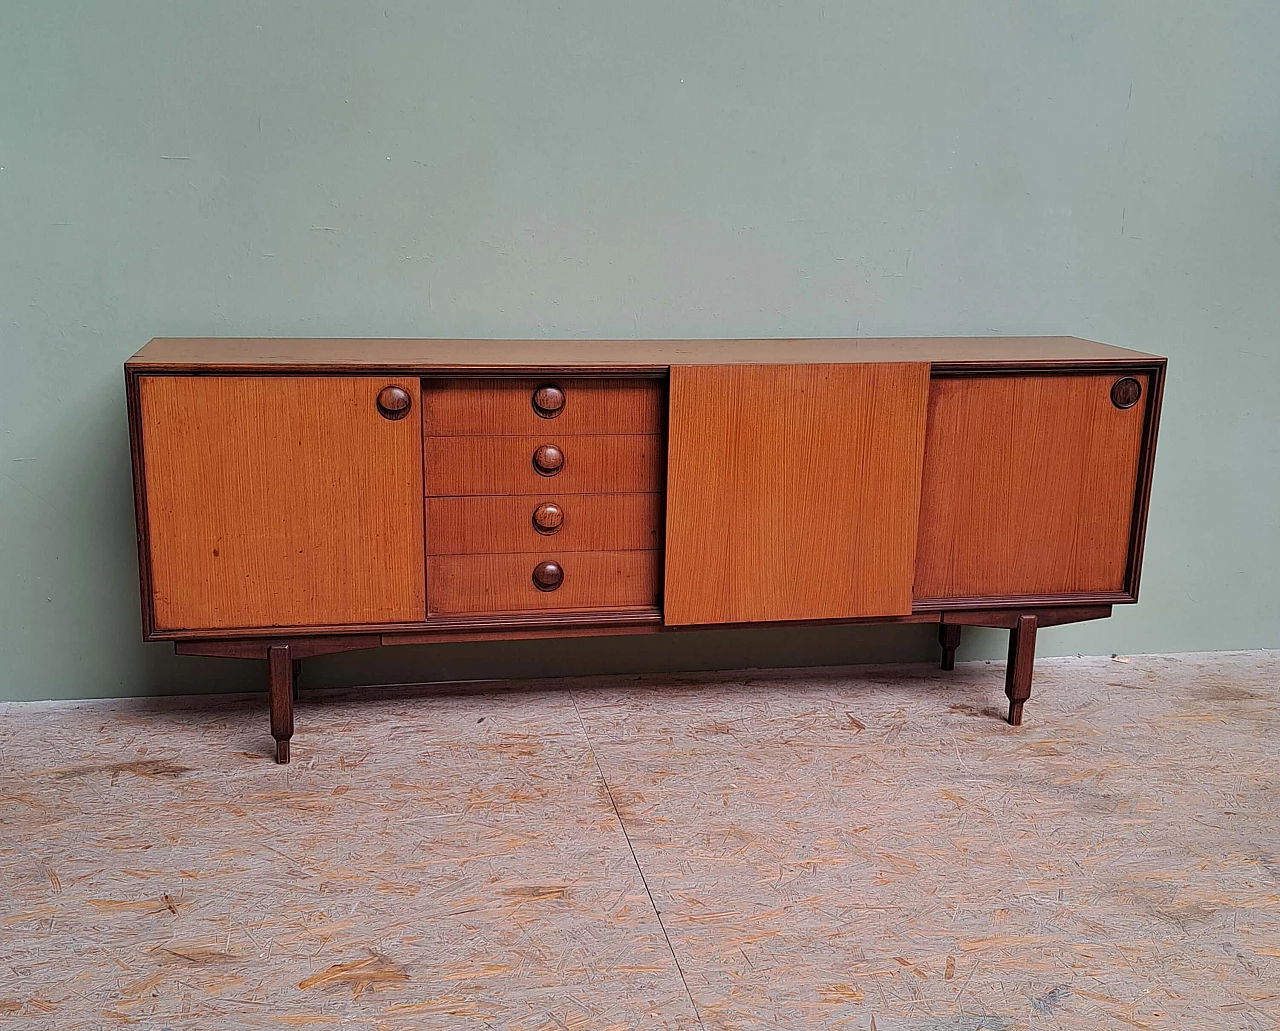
2,2,1277,701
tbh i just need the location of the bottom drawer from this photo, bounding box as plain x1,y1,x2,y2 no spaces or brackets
427,551,661,615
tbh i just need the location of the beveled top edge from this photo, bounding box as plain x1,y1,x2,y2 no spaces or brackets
127,336,1165,369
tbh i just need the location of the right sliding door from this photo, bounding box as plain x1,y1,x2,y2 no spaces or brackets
914,370,1155,606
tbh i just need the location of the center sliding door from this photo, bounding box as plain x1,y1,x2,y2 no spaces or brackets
663,363,930,625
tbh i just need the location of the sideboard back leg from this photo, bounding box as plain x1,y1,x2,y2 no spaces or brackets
268,644,294,764
1004,614,1038,726
939,624,962,671
292,658,301,701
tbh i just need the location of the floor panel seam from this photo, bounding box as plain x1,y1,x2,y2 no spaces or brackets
568,688,706,1030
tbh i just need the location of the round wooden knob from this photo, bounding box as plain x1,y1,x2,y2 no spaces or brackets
1111,376,1142,410
532,502,564,534
532,560,563,591
376,385,412,420
532,443,564,475
533,384,565,418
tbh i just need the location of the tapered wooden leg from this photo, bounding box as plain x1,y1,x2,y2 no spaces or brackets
268,644,294,764
1004,615,1037,726
939,624,962,671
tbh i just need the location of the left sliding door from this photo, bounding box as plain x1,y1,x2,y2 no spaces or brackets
136,375,425,632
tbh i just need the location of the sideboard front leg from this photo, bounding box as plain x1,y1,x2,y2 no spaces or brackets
1004,614,1038,726
268,644,294,764
939,624,962,671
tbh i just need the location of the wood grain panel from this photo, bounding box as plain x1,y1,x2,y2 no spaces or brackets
427,494,663,555
428,551,661,615
663,363,931,626
425,434,663,496
914,372,1150,600
139,375,425,630
424,379,663,436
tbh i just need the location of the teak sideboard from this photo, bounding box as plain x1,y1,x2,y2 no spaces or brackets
125,337,1165,763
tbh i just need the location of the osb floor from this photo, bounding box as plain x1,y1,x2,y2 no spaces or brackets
2,652,1278,1031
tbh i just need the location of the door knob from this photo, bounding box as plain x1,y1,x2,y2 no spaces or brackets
532,560,563,591
533,384,565,418
376,385,412,420
533,502,564,534
1110,377,1142,410
533,443,564,475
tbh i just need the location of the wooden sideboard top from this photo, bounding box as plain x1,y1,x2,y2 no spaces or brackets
127,336,1163,373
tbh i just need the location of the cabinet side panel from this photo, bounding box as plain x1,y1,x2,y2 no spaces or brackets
664,363,930,625
140,375,425,630
914,372,1149,600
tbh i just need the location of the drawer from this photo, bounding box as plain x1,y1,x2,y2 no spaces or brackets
427,494,663,555
427,551,661,615
424,378,664,436
425,434,664,496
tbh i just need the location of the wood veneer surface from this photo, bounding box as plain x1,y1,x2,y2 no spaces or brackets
427,494,663,555
428,551,661,615
424,379,663,435
664,363,930,625
424,434,663,496
129,335,1161,370
139,376,426,630
914,372,1149,600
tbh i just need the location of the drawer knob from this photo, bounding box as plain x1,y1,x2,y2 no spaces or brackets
533,443,564,475
533,384,566,418
533,502,564,534
376,385,412,420
532,560,563,591
1110,377,1142,410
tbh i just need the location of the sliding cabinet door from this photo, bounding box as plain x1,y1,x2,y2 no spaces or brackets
915,371,1151,603
139,375,425,631
664,363,930,625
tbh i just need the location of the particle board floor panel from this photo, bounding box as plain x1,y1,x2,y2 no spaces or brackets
0,651,1277,1031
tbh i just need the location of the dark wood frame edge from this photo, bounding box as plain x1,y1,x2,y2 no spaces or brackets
941,604,1112,629
914,591,1132,611
126,363,671,378
125,367,158,641
1124,358,1166,601
173,604,1113,659
153,608,666,642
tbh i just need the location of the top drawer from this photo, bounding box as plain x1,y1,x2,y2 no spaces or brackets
423,378,664,436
